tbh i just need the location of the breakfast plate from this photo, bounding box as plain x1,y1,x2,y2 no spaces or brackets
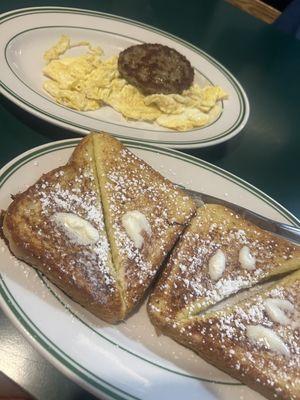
0,7,249,149
0,138,298,400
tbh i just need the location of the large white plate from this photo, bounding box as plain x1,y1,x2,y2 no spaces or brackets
0,6,249,149
0,138,298,400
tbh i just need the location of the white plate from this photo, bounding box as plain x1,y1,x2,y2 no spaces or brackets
0,6,249,149
0,138,298,400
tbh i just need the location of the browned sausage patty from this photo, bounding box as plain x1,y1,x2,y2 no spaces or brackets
118,43,194,95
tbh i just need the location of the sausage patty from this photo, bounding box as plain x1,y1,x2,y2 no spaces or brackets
118,43,194,95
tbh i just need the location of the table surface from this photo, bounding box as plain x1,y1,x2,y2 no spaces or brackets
0,1,299,399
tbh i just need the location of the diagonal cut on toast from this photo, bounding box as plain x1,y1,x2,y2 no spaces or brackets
2,133,196,322
91,133,196,313
3,134,124,322
148,204,300,399
149,204,300,322
150,271,300,400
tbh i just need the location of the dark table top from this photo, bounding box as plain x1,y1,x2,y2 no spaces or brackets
0,1,299,399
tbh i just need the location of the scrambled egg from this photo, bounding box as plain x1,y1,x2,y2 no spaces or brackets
43,36,228,131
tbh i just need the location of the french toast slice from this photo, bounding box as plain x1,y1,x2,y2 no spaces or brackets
3,133,196,322
151,270,300,400
91,133,196,317
3,135,125,322
149,204,300,322
148,204,300,399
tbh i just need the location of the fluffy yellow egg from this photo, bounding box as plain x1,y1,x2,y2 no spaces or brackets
42,36,228,131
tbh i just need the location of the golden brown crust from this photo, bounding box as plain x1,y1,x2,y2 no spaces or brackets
148,205,300,400
92,133,196,315
3,221,123,323
3,132,196,322
149,204,300,321
150,272,300,400
3,135,125,323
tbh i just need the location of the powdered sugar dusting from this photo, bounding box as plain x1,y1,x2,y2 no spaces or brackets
154,206,297,318
148,204,300,399
190,277,300,399
26,163,117,304
100,146,194,304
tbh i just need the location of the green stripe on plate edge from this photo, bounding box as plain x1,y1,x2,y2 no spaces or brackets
0,276,140,400
1,80,240,145
0,5,249,94
0,139,248,389
5,26,224,135
37,271,240,386
0,139,299,395
0,139,298,226
0,7,247,145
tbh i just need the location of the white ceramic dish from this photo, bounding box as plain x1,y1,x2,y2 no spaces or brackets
0,6,249,149
0,138,298,400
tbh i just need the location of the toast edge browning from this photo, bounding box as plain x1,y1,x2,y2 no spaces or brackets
2,140,126,323
149,205,300,321
148,266,300,400
147,205,300,400
91,132,197,318
2,216,122,323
